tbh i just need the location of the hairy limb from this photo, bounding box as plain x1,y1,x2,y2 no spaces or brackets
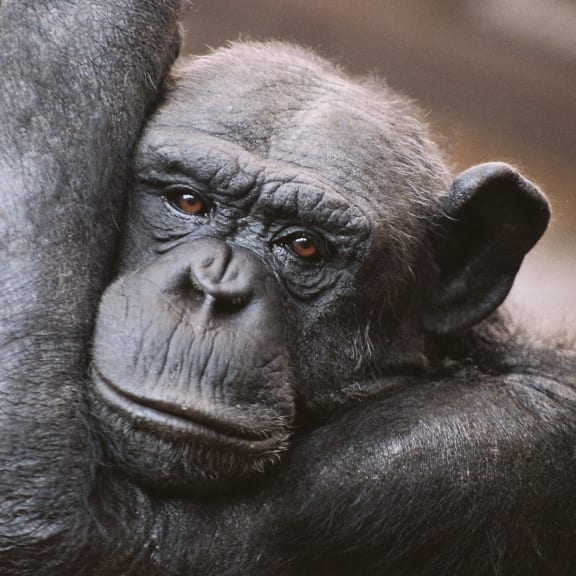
252,356,576,575
95,348,576,576
0,1,183,571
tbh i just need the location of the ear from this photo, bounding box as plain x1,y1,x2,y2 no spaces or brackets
423,162,550,336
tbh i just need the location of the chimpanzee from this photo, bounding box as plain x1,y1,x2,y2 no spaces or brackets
88,41,576,573
89,40,550,493
2,4,576,576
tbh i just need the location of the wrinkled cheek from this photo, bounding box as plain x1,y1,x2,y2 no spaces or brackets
92,277,294,417
92,282,186,387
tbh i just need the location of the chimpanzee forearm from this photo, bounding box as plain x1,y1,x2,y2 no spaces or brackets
232,364,576,576
0,1,182,572
0,1,183,323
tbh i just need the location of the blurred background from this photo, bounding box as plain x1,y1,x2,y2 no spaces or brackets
181,0,576,336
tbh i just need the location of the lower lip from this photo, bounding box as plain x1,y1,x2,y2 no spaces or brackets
91,369,285,454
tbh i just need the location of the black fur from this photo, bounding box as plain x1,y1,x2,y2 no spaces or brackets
1,8,575,576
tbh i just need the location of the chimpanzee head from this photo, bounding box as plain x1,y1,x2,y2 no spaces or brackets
90,42,549,494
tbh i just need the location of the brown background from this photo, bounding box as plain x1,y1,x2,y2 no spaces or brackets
181,0,576,335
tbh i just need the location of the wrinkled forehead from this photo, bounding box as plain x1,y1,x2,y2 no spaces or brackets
156,46,378,155
163,44,347,125
142,44,449,218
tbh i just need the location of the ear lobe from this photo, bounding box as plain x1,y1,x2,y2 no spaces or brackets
423,162,550,336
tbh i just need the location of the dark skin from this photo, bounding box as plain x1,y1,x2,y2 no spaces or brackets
1,9,575,576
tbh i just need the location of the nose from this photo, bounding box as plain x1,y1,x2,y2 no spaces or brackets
187,238,255,310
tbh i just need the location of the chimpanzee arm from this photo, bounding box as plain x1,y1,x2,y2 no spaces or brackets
116,349,575,576
0,0,182,571
242,353,576,576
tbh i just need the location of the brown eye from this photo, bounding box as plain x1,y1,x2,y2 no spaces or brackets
288,234,320,260
166,189,207,215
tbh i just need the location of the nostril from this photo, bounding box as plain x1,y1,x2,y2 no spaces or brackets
181,273,205,303
212,294,250,316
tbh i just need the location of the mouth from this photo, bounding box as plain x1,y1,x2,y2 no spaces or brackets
91,368,289,454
